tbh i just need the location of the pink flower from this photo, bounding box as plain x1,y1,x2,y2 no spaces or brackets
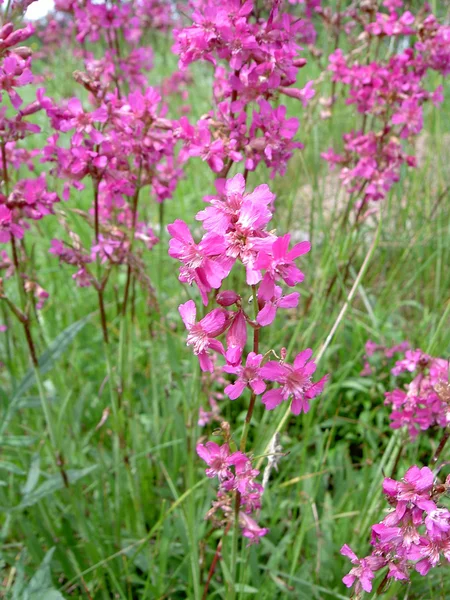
0,204,23,242
239,512,269,546
168,219,230,305
392,98,423,138
257,284,300,326
392,349,429,376
340,544,386,594
60,97,108,134
424,509,450,540
225,310,247,366
196,441,232,481
223,352,266,400
254,234,311,296
383,466,436,515
196,173,274,235
216,290,240,307
342,465,450,590
179,300,227,372
279,81,315,107
260,349,327,414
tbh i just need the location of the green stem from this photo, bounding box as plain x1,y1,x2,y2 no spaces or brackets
33,361,69,488
102,331,122,541
158,201,165,290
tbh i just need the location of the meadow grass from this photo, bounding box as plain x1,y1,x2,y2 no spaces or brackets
0,27,449,600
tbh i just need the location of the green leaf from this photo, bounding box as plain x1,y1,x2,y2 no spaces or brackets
234,584,259,593
11,552,27,600
0,316,90,439
24,547,65,600
0,461,25,475
14,466,97,510
22,454,41,495
1,436,36,447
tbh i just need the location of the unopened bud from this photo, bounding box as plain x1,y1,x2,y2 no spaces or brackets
3,24,34,48
293,58,307,68
13,46,33,59
0,23,14,41
216,290,240,307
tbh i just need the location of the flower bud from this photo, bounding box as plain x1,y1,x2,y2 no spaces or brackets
3,24,34,48
293,58,307,68
13,46,33,60
0,23,14,41
216,290,240,307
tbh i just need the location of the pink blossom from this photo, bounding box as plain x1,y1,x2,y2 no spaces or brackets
225,310,247,366
168,219,230,305
223,352,266,400
179,300,227,372
239,512,269,546
254,234,310,295
196,441,233,481
340,544,385,594
257,284,300,326
260,349,327,414
383,466,436,515
196,173,274,235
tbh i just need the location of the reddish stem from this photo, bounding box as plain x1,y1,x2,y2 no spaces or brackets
431,427,450,465
201,522,232,600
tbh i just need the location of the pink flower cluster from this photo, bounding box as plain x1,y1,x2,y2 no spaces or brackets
41,83,179,284
0,21,34,108
361,342,449,440
342,466,450,598
385,351,449,439
45,0,176,91
322,1,448,207
169,173,327,415
0,20,56,310
173,0,314,177
197,440,268,544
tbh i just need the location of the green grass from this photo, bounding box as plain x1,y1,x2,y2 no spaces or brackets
0,23,450,600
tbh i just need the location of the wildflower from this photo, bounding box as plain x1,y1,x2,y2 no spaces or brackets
261,349,327,414
254,234,311,295
223,352,266,400
257,284,300,327
179,300,227,372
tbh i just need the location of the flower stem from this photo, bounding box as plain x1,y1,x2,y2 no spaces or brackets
121,166,142,318
228,491,241,600
239,286,260,452
229,285,260,598
431,426,450,465
97,288,109,344
202,523,231,600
